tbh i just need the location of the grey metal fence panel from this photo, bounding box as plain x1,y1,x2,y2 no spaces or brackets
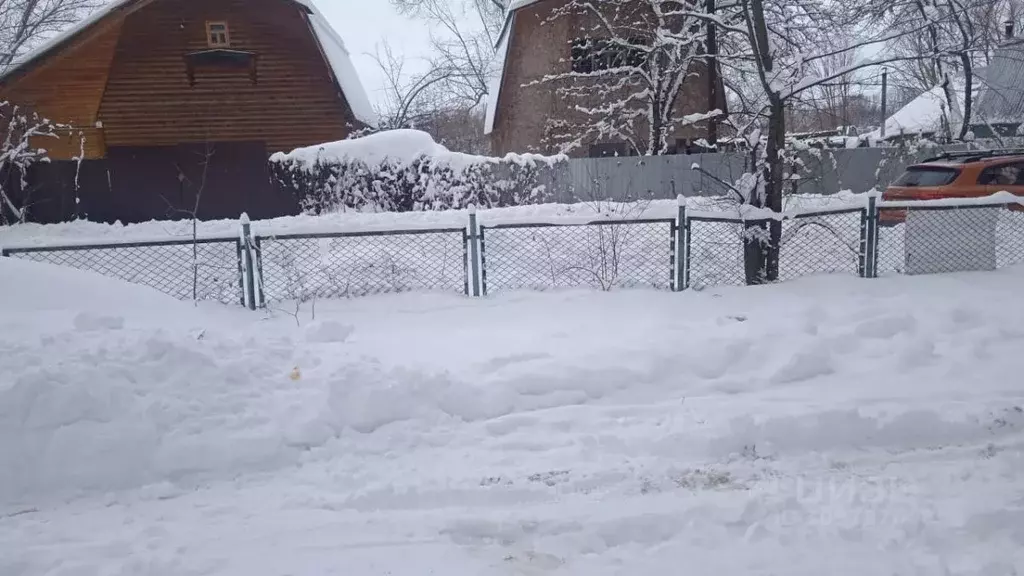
480,219,676,294
686,217,748,289
1,237,244,304
552,145,978,202
254,228,468,303
778,209,866,281
687,208,867,289
876,205,1024,276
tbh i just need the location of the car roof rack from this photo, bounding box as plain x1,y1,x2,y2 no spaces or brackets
923,148,1024,163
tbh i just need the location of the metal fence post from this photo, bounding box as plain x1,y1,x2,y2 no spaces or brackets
240,213,257,310
866,195,879,279
468,205,482,297
674,194,686,291
859,207,869,279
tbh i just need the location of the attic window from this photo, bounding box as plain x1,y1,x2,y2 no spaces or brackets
207,21,230,47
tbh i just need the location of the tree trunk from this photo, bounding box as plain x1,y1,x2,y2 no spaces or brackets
741,0,779,285
764,99,785,282
706,0,719,146
958,53,973,140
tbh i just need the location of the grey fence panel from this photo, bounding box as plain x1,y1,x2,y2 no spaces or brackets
876,205,1024,276
778,209,866,281
687,218,748,289
254,228,468,304
481,219,676,294
553,144,979,202
687,208,867,289
1,237,244,304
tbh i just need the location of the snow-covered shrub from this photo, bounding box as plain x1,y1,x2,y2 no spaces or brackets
0,101,71,225
269,129,567,214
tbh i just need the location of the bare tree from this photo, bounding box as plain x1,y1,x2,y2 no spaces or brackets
866,0,1016,140
0,0,102,67
699,0,965,283
371,40,455,130
389,0,503,109
369,0,505,151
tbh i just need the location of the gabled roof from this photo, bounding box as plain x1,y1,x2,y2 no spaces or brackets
0,0,377,127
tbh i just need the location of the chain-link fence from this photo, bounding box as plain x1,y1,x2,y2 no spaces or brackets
686,217,747,288
254,228,468,304
686,208,866,289
480,219,677,294
778,209,865,281
1,237,244,304
5,198,1023,308
876,205,1024,276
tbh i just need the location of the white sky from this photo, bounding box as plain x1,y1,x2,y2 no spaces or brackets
314,0,436,110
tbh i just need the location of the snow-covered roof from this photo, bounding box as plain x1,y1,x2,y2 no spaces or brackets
865,82,967,141
483,31,511,135
0,0,377,127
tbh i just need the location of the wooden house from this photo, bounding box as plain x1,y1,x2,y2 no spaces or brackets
484,0,724,158
0,0,375,223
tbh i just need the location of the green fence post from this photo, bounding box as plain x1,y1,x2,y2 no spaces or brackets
240,213,257,310
675,194,686,291
468,205,482,297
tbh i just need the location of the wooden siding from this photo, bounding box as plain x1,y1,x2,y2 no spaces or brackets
0,16,125,159
97,0,353,154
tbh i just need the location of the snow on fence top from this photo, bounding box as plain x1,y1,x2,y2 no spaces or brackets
3,190,1021,251
269,129,566,172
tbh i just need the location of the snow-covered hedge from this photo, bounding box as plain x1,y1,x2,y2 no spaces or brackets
269,130,568,214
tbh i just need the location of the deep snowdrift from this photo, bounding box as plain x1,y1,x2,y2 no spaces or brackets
2,259,1024,574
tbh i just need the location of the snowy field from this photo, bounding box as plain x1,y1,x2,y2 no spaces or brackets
2,256,1024,575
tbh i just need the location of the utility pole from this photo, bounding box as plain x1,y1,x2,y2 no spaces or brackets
706,0,719,147
880,67,888,140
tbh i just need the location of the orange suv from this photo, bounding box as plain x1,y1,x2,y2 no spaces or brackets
881,150,1024,225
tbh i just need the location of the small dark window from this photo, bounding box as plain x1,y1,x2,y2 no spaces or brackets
978,162,1024,186
893,167,960,187
571,38,646,74
207,21,230,47
589,142,631,158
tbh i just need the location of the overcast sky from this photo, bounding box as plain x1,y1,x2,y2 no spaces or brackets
316,0,436,110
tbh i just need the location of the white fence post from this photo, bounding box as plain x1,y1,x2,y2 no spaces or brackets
239,213,258,310
468,204,482,297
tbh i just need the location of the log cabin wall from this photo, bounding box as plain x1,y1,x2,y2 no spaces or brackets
98,0,353,154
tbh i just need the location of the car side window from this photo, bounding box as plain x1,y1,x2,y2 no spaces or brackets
979,162,1024,186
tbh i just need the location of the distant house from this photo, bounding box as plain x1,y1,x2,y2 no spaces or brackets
0,0,375,224
866,84,964,143
972,39,1024,138
484,0,724,158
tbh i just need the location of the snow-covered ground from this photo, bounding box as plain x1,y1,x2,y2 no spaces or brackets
2,256,1024,575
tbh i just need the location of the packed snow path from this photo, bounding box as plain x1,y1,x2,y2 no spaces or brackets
1,258,1023,575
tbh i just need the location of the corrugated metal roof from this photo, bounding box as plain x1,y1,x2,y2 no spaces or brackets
975,40,1024,124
